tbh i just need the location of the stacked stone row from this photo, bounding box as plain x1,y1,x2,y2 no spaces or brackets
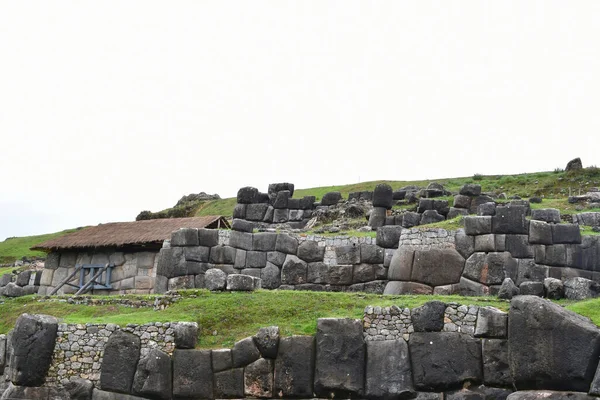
37,250,157,296
157,227,396,294
233,183,317,228
0,269,40,298
459,204,600,298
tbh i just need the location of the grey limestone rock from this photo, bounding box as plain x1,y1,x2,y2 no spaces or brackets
244,358,273,398
261,262,281,289
564,277,600,300
174,322,198,349
366,339,414,399
274,336,315,398
369,207,387,228
498,278,519,300
297,240,325,262
543,277,564,300
464,216,492,235
214,368,244,399
172,349,213,399
321,192,342,206
411,301,446,332
373,184,394,209
64,377,94,400
100,331,141,394
531,208,561,224
233,336,261,368
170,228,199,247
211,349,232,373
232,218,255,233
281,255,308,285
475,307,507,338
376,225,403,249
204,268,227,291
275,234,298,255
460,184,482,196
519,281,544,297
132,349,172,400
254,326,279,359
237,186,259,204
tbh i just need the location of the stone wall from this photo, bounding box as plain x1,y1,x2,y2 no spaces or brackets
386,204,600,297
4,297,600,399
0,270,40,298
37,250,159,296
157,226,403,294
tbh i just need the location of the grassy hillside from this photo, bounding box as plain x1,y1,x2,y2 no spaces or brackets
195,168,600,219
0,229,79,264
0,290,598,349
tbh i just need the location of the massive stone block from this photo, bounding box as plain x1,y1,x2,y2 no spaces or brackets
237,186,259,204
411,249,465,287
298,241,325,262
281,255,308,285
246,204,270,221
100,331,141,394
321,192,342,206
508,296,600,391
387,248,414,281
132,349,172,400
455,229,475,259
505,235,534,258
369,207,387,228
244,358,273,398
172,349,213,399
253,232,278,252
409,332,482,391
274,336,315,398
171,228,199,247
464,216,492,236
463,252,518,286
474,307,507,338
261,262,281,289
482,339,512,388
552,224,582,244
376,226,403,249
506,391,597,400
492,205,528,234
156,247,185,279
366,340,415,399
275,234,298,255
6,314,58,387
174,322,198,349
411,301,446,332
373,184,394,209
214,368,244,399
232,337,261,368
384,281,433,295
531,208,561,224
314,318,364,397
229,231,253,251
254,326,279,359
335,245,360,265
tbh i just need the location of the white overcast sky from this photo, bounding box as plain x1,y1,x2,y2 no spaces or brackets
1,1,599,240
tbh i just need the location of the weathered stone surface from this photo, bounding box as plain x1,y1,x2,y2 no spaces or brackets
266,251,286,267
156,247,184,279
387,248,414,281
205,268,227,291
64,377,94,400
174,322,198,349
460,184,482,197
227,274,259,291
274,336,315,398
475,307,507,338
232,218,255,233
509,296,600,391
247,204,270,221
552,224,582,244
229,231,253,251
252,232,277,252
498,278,519,300
6,314,58,387
454,194,473,209
369,207,387,228
366,340,414,399
352,264,377,283
298,241,325,262
314,318,364,397
172,349,213,399
335,245,360,265
261,262,281,289
411,249,465,287
263,205,274,222
516,259,549,285
481,339,512,388
448,207,469,219
505,235,534,258
478,202,497,217
14,271,30,287
245,251,267,269
275,234,298,255
307,262,329,284
463,252,515,286
232,337,261,368
0,283,24,298
321,192,342,206
459,277,490,296
245,358,273,398
0,384,68,400
421,210,445,225
455,229,475,259
328,265,353,285
373,184,394,209
418,198,434,214
493,205,528,234
214,368,244,399
0,273,12,287
519,281,544,297
272,190,290,209
183,246,210,263
44,252,61,270
474,234,495,252
211,348,232,373
409,332,482,391
411,301,446,332
531,208,561,224
529,220,553,245
170,228,199,247
281,255,308,285
132,349,171,400
300,195,316,209
251,326,280,360
233,203,247,219
209,245,237,264
384,281,433,295
464,216,492,235
238,186,259,204
507,391,596,400
543,277,564,299
564,277,600,300
376,226,403,249
0,334,6,376
100,331,141,394
402,212,421,228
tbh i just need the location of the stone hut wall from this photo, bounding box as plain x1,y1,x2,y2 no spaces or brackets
37,250,159,296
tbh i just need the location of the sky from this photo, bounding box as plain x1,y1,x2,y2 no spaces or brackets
1,1,600,241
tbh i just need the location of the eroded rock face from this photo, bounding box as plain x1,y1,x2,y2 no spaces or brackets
508,296,600,391
314,318,365,397
6,314,58,387
274,336,315,398
132,349,172,400
365,339,414,399
100,331,141,394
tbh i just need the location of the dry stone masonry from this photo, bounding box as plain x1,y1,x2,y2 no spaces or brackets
4,297,600,399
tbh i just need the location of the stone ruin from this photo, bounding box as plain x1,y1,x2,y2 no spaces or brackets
5,296,600,399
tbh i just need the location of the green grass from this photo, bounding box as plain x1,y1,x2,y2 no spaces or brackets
0,291,508,348
580,226,600,236
0,266,16,277
565,298,600,325
416,216,465,231
0,229,79,264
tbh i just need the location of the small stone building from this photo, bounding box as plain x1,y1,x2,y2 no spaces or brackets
32,216,230,295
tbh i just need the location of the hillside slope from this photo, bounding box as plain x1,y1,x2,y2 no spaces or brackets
0,229,80,264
